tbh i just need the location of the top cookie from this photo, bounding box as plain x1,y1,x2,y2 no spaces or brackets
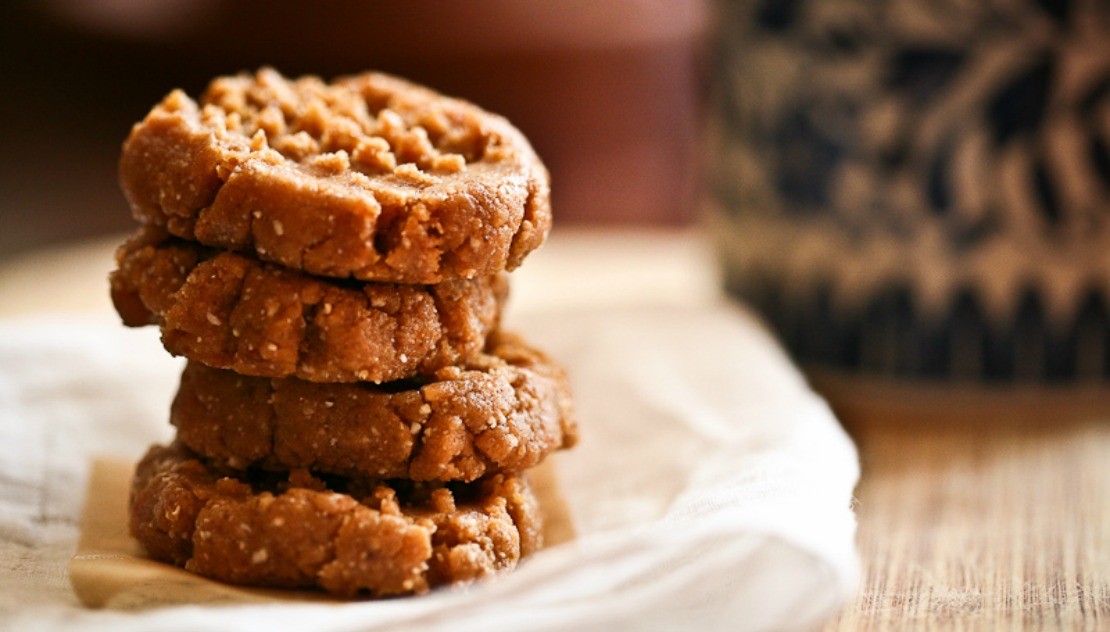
120,68,551,284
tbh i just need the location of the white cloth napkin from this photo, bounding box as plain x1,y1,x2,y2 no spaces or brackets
0,303,859,631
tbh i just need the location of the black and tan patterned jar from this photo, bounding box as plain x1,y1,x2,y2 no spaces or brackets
710,0,1110,381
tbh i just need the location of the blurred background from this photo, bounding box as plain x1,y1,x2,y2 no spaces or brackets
711,0,1110,382
0,0,709,259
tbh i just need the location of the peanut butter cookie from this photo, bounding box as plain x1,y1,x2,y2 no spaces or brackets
120,68,551,284
110,228,507,383
130,443,543,597
171,332,577,482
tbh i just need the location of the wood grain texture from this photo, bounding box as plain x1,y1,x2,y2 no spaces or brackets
814,374,1110,630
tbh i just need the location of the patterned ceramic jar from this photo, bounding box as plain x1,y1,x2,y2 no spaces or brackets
710,0,1110,381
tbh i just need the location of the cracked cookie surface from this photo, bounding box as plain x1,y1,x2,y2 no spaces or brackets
110,227,507,383
130,443,542,596
172,332,578,482
120,68,551,284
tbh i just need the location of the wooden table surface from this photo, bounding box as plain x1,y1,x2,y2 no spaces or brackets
2,230,1106,629
816,375,1109,630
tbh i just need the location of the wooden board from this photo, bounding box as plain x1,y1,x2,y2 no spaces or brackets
812,373,1110,629
69,458,574,609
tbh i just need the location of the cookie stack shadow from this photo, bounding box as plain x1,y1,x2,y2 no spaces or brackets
108,68,577,597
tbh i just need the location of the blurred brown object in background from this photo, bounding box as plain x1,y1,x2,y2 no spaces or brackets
710,0,1110,382
0,0,708,260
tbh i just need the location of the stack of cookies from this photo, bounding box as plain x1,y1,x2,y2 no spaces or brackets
108,69,577,597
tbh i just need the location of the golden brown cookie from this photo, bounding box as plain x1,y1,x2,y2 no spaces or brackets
110,228,507,383
130,443,543,597
119,67,551,284
171,332,578,482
